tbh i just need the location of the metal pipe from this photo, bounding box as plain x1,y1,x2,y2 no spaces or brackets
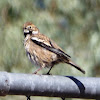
0,72,100,99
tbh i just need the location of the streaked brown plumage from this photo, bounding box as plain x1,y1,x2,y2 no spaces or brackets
23,22,85,74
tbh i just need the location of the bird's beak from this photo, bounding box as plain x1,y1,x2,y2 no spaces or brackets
24,29,29,33
24,29,30,37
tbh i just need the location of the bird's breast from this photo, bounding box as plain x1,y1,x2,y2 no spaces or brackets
27,51,40,67
24,37,58,68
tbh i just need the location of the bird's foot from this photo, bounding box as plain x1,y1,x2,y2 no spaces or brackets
46,72,52,75
32,71,37,74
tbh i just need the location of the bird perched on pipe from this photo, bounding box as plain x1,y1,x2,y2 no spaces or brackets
23,22,85,74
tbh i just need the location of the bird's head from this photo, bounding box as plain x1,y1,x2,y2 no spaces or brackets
23,22,39,37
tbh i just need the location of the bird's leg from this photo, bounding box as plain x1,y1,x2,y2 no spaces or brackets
26,96,31,100
46,65,53,75
33,67,43,74
61,97,65,100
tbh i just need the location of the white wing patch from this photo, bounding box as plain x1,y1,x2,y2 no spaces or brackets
31,37,51,46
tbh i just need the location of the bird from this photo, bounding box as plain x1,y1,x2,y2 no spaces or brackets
23,22,85,74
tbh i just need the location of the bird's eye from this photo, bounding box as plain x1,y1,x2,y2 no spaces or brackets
27,26,32,29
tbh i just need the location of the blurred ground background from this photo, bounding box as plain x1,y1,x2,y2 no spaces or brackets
0,0,100,100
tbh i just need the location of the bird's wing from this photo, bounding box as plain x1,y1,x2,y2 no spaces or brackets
31,34,71,58
49,39,71,58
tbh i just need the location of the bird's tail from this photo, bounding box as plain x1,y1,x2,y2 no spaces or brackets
67,60,85,74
